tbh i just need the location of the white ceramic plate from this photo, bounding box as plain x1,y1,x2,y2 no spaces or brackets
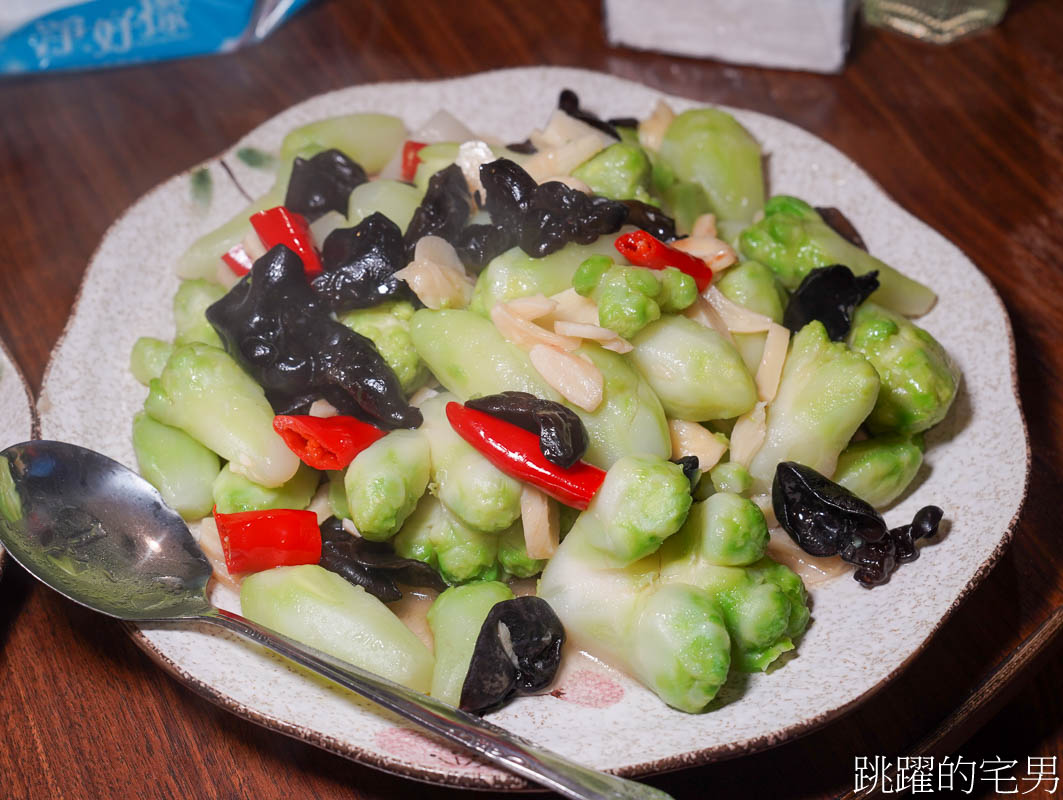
38,68,1028,788
0,337,38,576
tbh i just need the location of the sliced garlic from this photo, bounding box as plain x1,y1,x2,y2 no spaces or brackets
548,320,635,355
685,295,735,343
241,229,267,261
755,323,791,403
528,344,604,411
638,100,676,153
196,517,241,593
671,235,737,273
491,303,581,351
308,399,339,418
455,139,496,199
729,401,768,467
546,288,600,326
530,109,612,150
522,133,610,184
306,482,335,526
553,320,621,342
394,235,474,310
599,337,634,354
504,293,557,321
691,213,718,238
669,420,728,471
766,527,849,586
414,233,464,270
703,286,774,333
520,485,560,560
215,260,241,290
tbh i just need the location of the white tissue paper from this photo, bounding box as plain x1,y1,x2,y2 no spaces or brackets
604,0,861,74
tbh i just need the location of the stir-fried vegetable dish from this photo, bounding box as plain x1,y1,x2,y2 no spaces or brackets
129,91,956,714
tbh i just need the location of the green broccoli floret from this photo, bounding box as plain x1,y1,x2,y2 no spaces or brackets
847,302,959,435
572,454,693,568
630,315,757,421
656,267,699,312
539,496,731,713
709,462,752,496
344,429,431,540
497,523,547,578
833,432,925,508
392,495,503,585
129,337,173,386
658,109,765,228
213,462,319,514
747,321,880,496
339,301,428,393
572,256,697,339
144,343,299,488
739,196,936,316
173,279,226,348
571,142,655,204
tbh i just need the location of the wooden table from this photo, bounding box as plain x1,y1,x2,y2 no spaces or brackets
1,1,1061,797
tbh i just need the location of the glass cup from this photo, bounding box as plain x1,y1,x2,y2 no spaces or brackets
863,0,1007,43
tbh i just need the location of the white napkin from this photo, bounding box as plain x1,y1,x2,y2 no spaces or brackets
1,0,79,38
604,0,861,74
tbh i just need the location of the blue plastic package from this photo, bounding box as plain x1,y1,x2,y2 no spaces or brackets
1,0,312,75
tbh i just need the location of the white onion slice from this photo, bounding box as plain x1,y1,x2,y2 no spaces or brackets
378,109,474,179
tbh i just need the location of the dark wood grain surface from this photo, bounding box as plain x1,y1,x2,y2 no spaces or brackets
2,1,1061,797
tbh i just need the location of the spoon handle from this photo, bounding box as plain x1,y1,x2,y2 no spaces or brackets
201,607,673,800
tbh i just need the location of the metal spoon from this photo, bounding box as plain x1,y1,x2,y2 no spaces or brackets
0,440,672,800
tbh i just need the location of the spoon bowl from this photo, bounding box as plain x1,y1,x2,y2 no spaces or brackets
0,441,212,620
0,440,671,800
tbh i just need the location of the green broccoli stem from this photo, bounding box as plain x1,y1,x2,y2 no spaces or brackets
132,412,220,521
427,582,514,706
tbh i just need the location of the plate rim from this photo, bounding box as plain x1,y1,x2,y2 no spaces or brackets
0,332,40,578
37,65,1031,788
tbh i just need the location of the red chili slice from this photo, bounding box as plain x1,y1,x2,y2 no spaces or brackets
214,506,321,574
273,414,386,471
445,402,605,509
615,229,714,291
249,206,324,277
401,141,427,182
222,243,254,276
